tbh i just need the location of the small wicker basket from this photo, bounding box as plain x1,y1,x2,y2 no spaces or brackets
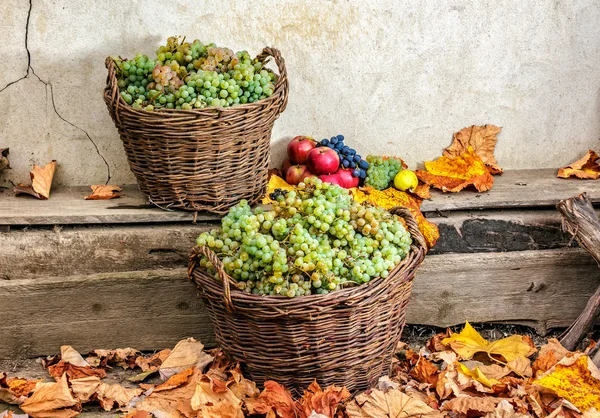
188,207,427,395
103,47,288,214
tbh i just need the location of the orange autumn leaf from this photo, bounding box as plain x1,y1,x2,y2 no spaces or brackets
13,160,57,199
350,187,439,248
444,125,503,174
297,381,351,418
20,374,80,418
84,185,123,200
533,338,572,376
416,147,494,193
557,150,600,180
47,360,107,381
409,355,440,386
409,182,431,199
535,354,600,411
245,380,296,418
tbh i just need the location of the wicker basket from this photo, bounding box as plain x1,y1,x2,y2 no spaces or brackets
188,207,427,395
103,48,288,214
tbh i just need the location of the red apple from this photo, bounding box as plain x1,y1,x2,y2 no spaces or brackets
319,173,344,187
287,136,317,164
281,158,292,176
306,147,340,175
337,168,359,188
286,165,314,185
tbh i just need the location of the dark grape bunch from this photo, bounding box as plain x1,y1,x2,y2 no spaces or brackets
319,135,369,179
365,156,404,190
113,36,277,111
195,178,412,297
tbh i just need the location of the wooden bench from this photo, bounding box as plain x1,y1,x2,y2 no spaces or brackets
1,169,599,359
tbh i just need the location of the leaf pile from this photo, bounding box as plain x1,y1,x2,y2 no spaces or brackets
3,326,600,417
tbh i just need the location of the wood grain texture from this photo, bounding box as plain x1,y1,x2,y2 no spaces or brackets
1,248,598,359
2,169,600,225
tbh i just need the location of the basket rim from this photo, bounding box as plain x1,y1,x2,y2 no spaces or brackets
104,46,288,116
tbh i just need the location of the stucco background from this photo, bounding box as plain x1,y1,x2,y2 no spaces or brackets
1,0,599,186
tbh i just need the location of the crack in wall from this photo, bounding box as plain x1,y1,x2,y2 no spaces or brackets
0,0,112,184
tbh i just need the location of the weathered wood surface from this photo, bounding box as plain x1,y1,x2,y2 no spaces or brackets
1,248,598,359
0,210,590,280
1,169,600,225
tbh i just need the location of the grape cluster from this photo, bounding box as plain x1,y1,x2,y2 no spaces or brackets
114,36,277,111
195,178,412,297
319,135,369,178
365,156,404,190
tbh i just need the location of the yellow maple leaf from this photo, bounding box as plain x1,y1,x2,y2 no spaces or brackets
261,175,295,204
456,362,500,388
535,354,600,411
442,322,536,362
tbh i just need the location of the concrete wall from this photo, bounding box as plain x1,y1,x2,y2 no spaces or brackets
1,0,599,186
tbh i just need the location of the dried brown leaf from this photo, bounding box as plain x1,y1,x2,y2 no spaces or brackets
159,339,213,380
346,387,440,417
87,348,140,369
97,382,142,411
60,346,89,367
84,185,122,200
558,150,600,179
13,160,57,199
296,381,351,418
154,368,194,392
533,338,572,376
245,380,296,418
0,411,28,418
70,376,102,403
47,361,106,381
20,374,80,418
445,124,503,174
227,367,260,400
443,396,502,415
484,399,530,418
427,330,451,353
409,355,440,386
190,374,243,418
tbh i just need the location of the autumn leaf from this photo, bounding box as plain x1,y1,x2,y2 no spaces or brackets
557,150,600,179
13,160,57,200
47,361,106,381
535,354,600,411
416,147,494,192
0,373,34,405
190,374,243,418
443,396,502,415
154,368,194,392
442,321,536,362
533,338,573,376
158,338,213,380
84,185,123,200
427,330,451,353
60,346,89,367
485,399,530,418
345,386,440,418
227,367,260,400
409,182,431,199
444,124,503,174
408,354,440,386
86,347,140,369
21,374,80,418
262,175,295,204
456,362,501,389
0,412,28,418
97,383,143,411
245,380,297,418
136,350,171,373
350,187,439,248
70,376,102,403
296,381,351,418
123,412,153,418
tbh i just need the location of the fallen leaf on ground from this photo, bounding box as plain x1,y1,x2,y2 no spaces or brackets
477,364,513,381
190,374,243,418
0,373,31,405
535,354,600,411
227,367,260,400
485,399,529,418
84,185,123,200
442,321,536,362
262,175,295,204
408,354,439,386
0,148,10,171
533,339,573,376
70,376,102,403
442,396,502,415
409,183,431,199
427,330,451,353
0,411,28,418
557,150,600,179
296,381,351,418
245,380,296,418
346,386,440,417
136,350,171,373
123,412,153,418
97,383,143,411
444,124,503,174
20,374,80,418
457,361,501,389
416,147,494,192
13,160,57,200
159,338,213,380
87,348,140,369
350,187,439,248
47,360,106,381
60,346,89,367
154,368,194,392
507,357,533,378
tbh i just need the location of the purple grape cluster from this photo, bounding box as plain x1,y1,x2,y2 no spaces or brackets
320,135,369,178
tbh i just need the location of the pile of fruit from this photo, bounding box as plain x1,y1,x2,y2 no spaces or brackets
112,36,277,110
195,177,412,297
282,135,419,192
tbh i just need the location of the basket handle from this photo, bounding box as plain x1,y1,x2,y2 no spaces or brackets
189,245,238,313
255,47,289,114
389,206,428,253
105,57,122,123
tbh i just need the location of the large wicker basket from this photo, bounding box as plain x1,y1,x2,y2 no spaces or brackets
103,48,288,214
188,207,427,395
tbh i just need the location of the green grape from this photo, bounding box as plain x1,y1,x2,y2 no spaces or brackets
365,156,404,190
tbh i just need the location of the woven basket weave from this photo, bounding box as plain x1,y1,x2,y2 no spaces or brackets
103,48,288,214
188,207,427,395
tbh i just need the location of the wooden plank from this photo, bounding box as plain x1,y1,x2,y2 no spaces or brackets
0,269,215,359
0,224,213,280
0,185,220,225
1,248,597,359
421,169,600,212
1,169,600,226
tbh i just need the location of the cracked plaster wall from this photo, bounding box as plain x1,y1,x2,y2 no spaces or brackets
1,0,600,186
